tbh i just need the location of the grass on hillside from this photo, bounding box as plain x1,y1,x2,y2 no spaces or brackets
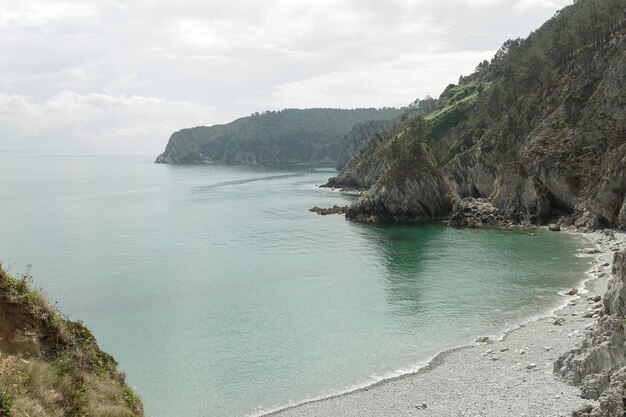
0,265,143,417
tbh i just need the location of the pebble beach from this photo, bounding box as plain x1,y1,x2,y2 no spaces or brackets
264,230,626,417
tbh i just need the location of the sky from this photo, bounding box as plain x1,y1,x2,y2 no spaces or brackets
0,0,573,156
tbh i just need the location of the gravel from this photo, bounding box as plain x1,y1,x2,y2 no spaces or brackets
260,230,624,417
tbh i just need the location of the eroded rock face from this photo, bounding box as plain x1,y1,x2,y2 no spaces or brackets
556,250,626,416
346,143,458,222
588,147,626,229
605,251,626,317
491,172,546,223
446,148,497,199
572,368,626,417
619,197,626,229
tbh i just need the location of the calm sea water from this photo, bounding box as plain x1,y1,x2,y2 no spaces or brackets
0,155,590,417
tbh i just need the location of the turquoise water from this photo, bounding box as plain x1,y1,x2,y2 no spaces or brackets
0,156,590,417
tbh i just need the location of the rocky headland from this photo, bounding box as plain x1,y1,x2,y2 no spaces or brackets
323,0,625,231
344,143,457,223
155,108,404,165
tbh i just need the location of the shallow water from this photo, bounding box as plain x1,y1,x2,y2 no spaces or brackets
0,155,590,417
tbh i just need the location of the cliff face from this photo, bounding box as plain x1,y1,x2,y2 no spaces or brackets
155,108,404,165
328,0,626,228
555,249,626,417
335,119,397,171
324,132,390,190
480,31,626,228
0,266,143,417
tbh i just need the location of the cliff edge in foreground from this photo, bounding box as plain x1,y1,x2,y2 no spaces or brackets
0,265,143,417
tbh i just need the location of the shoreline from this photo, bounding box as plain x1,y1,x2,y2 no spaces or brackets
257,228,625,417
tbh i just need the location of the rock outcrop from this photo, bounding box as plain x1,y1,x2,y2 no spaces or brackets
555,250,626,416
346,143,458,222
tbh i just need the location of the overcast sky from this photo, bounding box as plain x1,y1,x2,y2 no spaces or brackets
0,0,572,155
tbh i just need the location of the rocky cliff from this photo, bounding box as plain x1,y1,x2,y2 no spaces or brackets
346,143,457,222
555,248,626,417
327,0,626,229
155,108,404,165
0,265,143,417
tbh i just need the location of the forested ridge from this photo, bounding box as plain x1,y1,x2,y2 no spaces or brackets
156,108,404,165
331,0,626,228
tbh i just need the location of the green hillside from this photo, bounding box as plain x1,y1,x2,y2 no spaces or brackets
156,108,404,165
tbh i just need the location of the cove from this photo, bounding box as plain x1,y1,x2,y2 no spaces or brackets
0,156,590,417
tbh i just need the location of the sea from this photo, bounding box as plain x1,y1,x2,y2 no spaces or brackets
0,155,591,417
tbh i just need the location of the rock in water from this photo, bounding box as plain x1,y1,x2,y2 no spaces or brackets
309,206,348,215
567,288,579,296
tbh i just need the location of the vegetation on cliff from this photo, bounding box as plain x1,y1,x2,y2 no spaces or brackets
334,97,437,170
0,265,142,417
155,108,404,165
330,0,626,228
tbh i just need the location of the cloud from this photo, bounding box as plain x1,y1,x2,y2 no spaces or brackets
0,91,215,155
514,0,571,10
0,1,98,26
0,0,574,154
255,50,495,109
445,0,569,9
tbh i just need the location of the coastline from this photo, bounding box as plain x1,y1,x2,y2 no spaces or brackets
258,228,625,417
